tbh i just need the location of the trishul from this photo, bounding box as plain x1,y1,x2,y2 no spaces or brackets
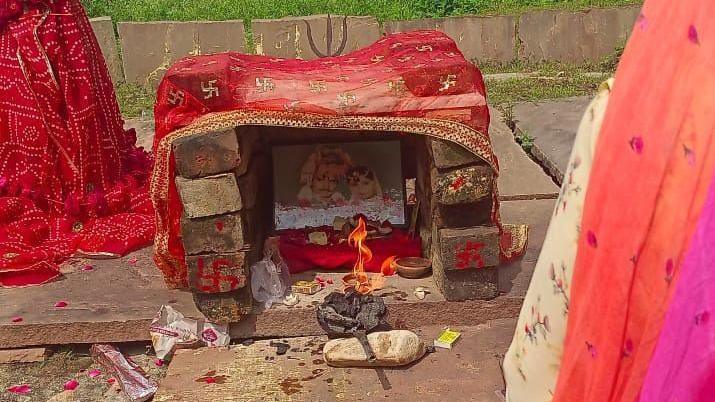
305,14,349,58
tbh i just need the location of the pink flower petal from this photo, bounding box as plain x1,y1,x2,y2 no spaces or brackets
54,301,68,308
688,25,700,44
587,231,598,248
82,264,94,272
87,369,102,378
11,316,22,323
7,384,32,394
154,358,165,367
128,257,138,266
106,378,116,384
63,379,79,391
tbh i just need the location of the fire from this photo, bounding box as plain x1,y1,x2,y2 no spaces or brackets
343,217,397,294
346,217,373,294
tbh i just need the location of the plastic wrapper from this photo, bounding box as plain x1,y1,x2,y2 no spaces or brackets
251,238,292,308
149,305,230,360
90,344,157,402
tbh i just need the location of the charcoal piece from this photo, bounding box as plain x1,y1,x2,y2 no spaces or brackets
270,341,290,356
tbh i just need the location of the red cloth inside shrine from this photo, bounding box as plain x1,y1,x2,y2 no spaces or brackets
152,30,526,288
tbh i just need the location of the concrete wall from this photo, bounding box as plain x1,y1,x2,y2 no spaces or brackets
92,6,641,88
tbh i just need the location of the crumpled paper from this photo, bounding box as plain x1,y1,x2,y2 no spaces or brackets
90,344,157,402
149,305,230,360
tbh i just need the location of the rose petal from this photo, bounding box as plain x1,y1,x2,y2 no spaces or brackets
63,379,79,391
128,257,138,266
154,358,164,367
54,301,68,308
688,25,699,44
82,264,94,272
87,369,102,378
106,378,116,384
7,384,32,394
326,278,334,285
11,316,22,323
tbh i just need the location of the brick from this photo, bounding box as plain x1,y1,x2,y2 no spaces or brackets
430,138,482,170
439,226,501,270
235,126,262,177
435,198,493,229
236,155,265,210
176,173,242,218
193,288,253,323
0,347,48,364
431,228,498,301
433,165,494,205
173,129,240,179
186,253,247,294
181,212,244,255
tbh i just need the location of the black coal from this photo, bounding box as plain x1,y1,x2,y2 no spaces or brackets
316,290,388,362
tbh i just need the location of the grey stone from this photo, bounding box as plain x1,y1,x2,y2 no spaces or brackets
441,16,515,63
384,16,516,63
430,138,482,170
252,15,380,60
173,129,240,179
118,21,246,88
513,96,593,185
518,7,641,62
176,173,242,218
90,17,123,84
186,253,247,294
433,165,494,206
181,212,244,255
439,226,501,270
323,330,426,367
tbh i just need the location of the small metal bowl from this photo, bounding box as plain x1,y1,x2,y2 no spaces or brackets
393,257,432,279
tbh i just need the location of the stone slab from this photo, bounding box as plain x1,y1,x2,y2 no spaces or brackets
176,173,242,218
518,7,641,62
118,21,246,88
0,347,47,364
0,197,551,348
154,319,515,402
173,129,240,179
89,17,123,84
186,253,247,294
489,107,560,200
193,287,253,322
513,96,592,184
384,16,515,63
252,15,380,60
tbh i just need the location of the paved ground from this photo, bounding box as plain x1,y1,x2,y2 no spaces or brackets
512,96,592,184
154,319,516,402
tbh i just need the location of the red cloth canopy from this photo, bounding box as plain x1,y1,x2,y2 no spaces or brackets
152,31,526,288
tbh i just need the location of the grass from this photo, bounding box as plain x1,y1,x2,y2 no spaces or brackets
116,83,155,118
81,0,641,22
485,72,607,105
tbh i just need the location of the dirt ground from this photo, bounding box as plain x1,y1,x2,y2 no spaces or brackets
0,344,167,402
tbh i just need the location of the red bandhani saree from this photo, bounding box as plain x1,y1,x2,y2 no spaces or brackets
151,31,528,288
0,0,154,287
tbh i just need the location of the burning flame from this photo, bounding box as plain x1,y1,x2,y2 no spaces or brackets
381,256,398,276
346,217,373,294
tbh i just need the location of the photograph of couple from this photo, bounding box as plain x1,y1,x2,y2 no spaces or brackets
273,141,406,230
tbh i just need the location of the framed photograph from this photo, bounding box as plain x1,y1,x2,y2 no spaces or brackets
272,140,406,230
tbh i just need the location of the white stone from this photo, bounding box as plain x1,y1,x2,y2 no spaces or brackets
323,330,426,367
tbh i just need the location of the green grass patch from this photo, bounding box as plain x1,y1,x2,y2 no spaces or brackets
486,72,606,105
115,83,155,118
82,0,641,22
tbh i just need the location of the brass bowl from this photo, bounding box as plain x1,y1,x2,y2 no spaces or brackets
393,257,432,279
